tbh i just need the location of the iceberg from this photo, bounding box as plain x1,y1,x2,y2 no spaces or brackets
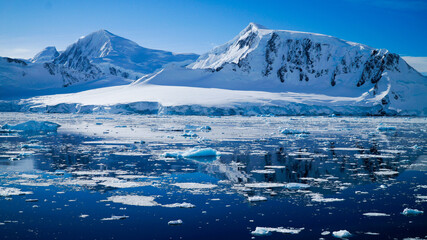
284,183,310,190
251,227,304,236
1,120,60,133
332,230,352,238
0,187,33,196
281,129,310,135
168,219,183,225
164,147,220,159
401,208,424,216
101,215,129,221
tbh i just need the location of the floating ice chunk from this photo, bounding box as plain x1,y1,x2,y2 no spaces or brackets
1,121,60,133
171,182,217,189
365,232,380,235
251,227,271,236
374,169,399,176
182,131,198,137
99,179,150,188
332,230,352,238
401,208,424,216
19,174,39,179
79,214,89,218
101,215,129,221
248,196,267,202
244,182,286,188
363,212,390,217
355,154,395,159
321,231,330,235
415,195,427,202
168,219,183,225
311,193,344,203
71,170,110,176
281,129,310,135
106,195,159,207
264,165,286,169
111,152,150,156
251,227,304,236
0,187,33,196
377,125,396,132
251,169,275,174
163,202,195,208
284,183,310,190
164,147,219,159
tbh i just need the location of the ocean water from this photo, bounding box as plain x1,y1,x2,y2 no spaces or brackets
0,113,426,239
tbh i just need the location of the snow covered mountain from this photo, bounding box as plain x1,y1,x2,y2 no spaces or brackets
53,29,198,80
31,46,60,63
0,30,198,99
1,23,426,115
139,23,427,115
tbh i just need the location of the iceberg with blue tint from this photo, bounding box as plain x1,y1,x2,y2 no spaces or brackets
1,120,60,133
164,147,220,159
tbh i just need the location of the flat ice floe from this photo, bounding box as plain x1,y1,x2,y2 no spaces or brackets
374,169,399,176
101,215,129,221
251,227,304,236
171,182,217,189
248,196,267,202
163,202,195,208
363,212,390,217
310,193,345,203
107,195,159,207
0,187,33,196
284,183,310,190
106,195,196,208
244,182,286,188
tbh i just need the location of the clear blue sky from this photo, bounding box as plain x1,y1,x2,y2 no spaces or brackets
0,0,426,59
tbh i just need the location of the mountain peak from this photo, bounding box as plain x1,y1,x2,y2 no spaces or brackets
247,22,268,30
31,46,59,63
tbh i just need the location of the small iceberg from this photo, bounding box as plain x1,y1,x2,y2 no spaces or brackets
332,230,352,238
0,187,33,196
363,212,390,217
1,121,60,133
280,128,310,135
401,208,424,216
101,215,129,221
284,183,310,190
164,147,220,159
377,124,396,132
251,227,304,236
248,196,267,202
168,219,183,225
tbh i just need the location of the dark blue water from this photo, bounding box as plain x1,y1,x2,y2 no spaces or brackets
0,115,426,239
